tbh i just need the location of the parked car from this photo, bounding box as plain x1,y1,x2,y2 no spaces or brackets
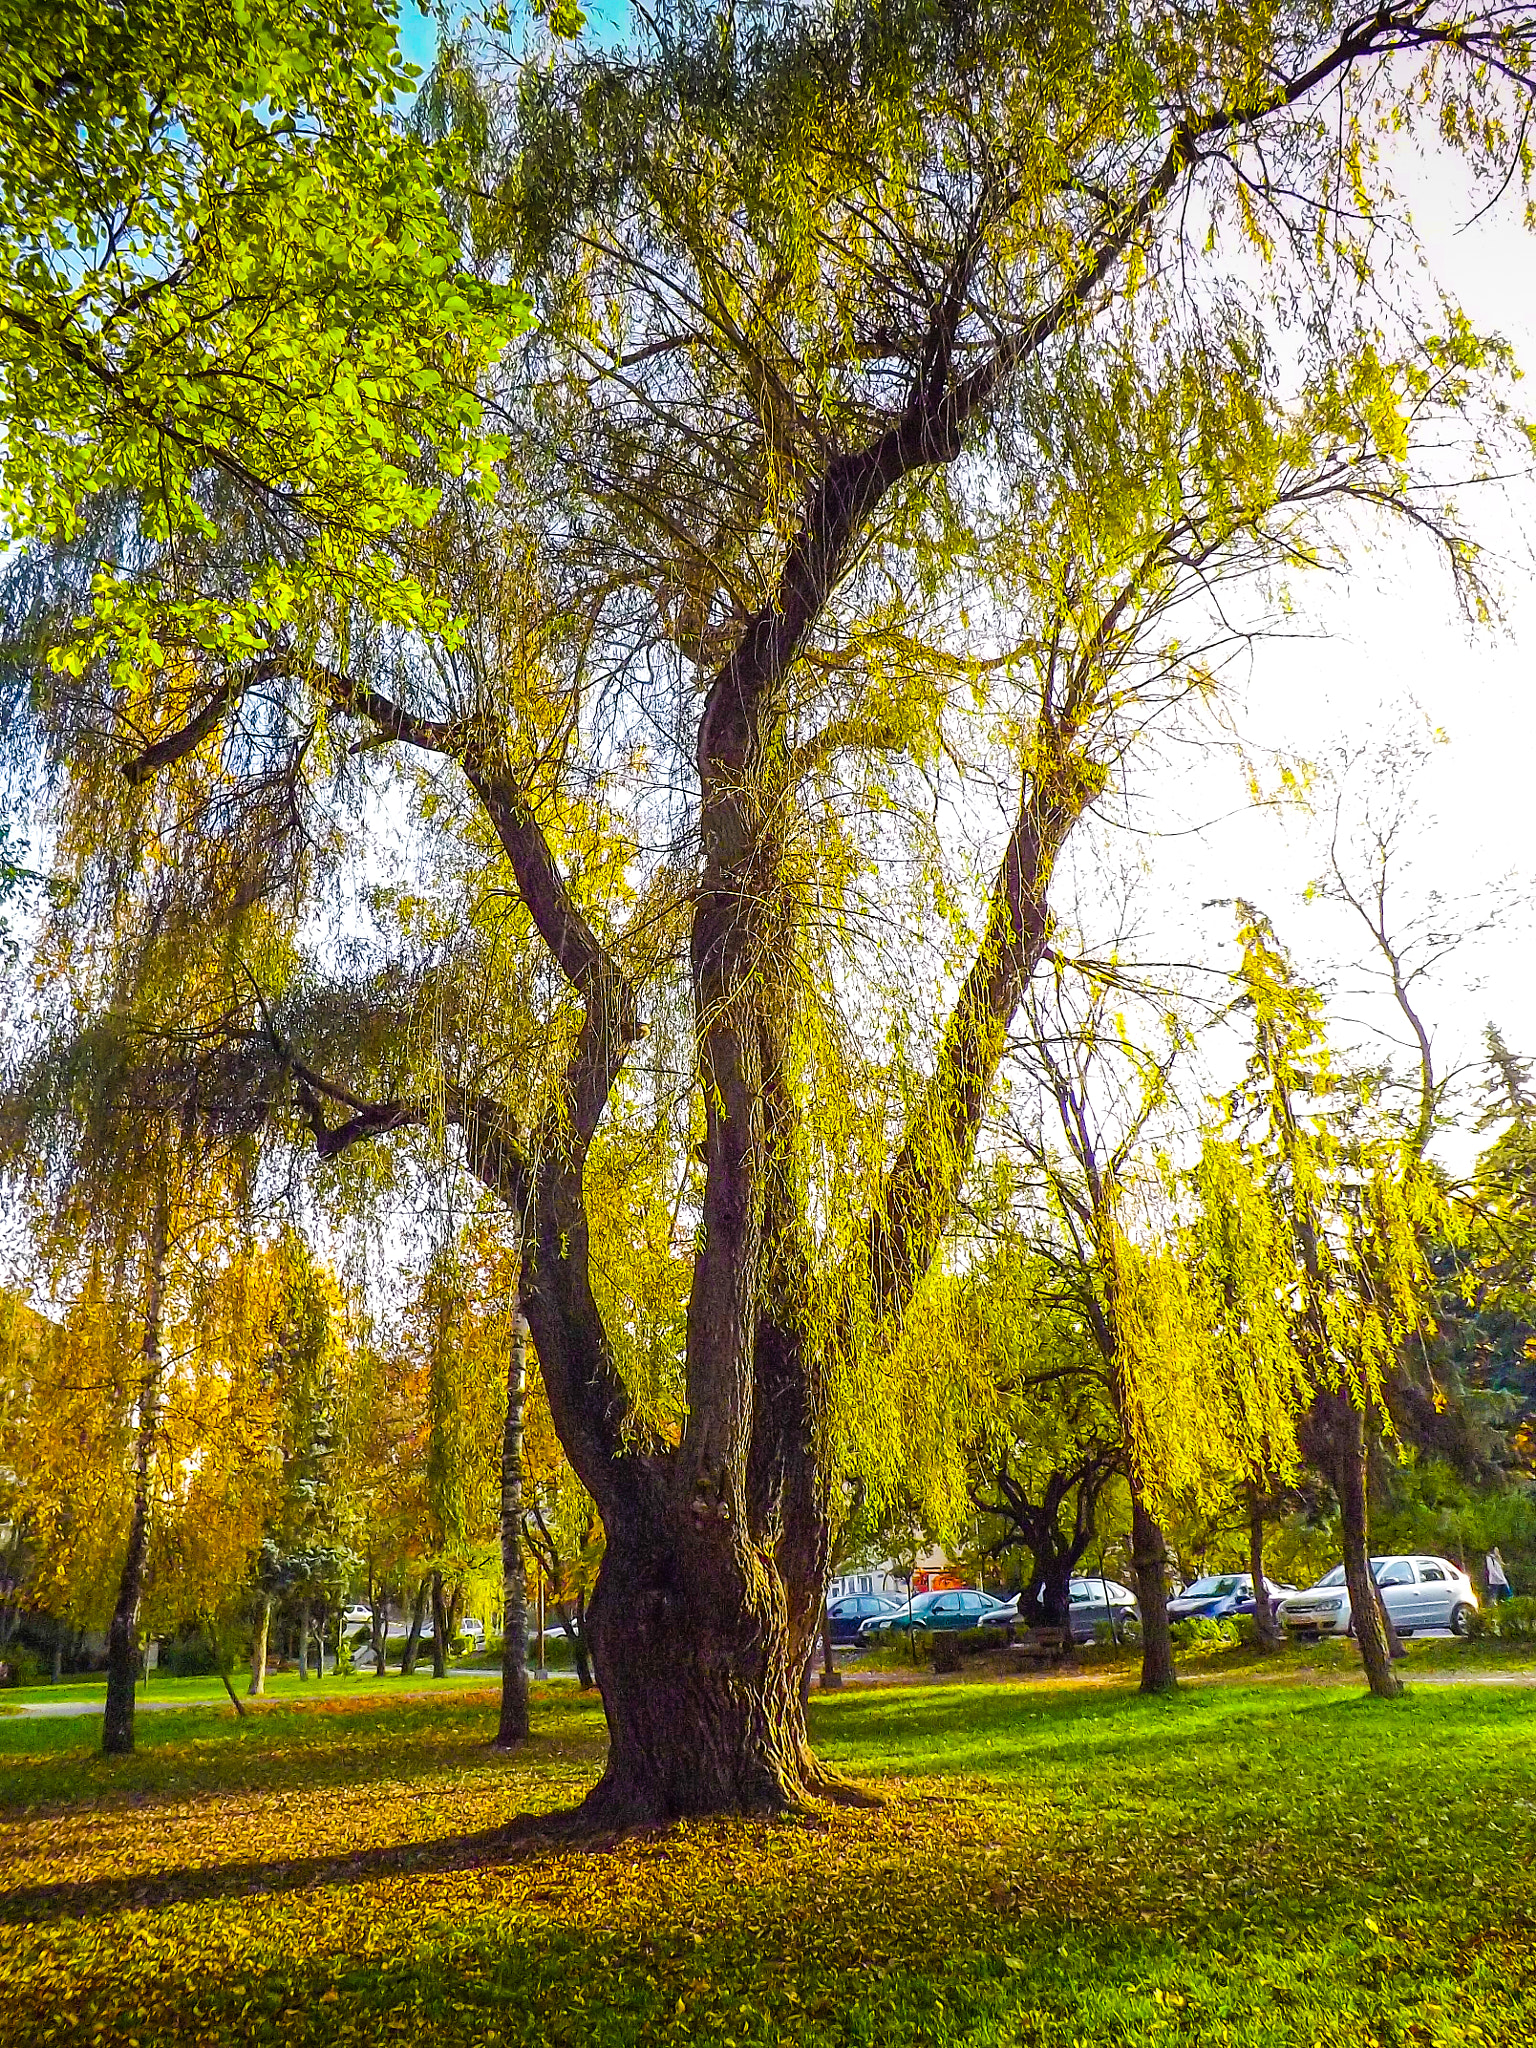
1067,1576,1140,1643
1278,1555,1477,1638
826,1592,900,1644
1168,1573,1293,1624
974,1577,1139,1644
858,1589,1005,1638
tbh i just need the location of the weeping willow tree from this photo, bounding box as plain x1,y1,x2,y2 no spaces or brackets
1196,903,1450,1699
998,969,1310,1693
8,1,1536,1815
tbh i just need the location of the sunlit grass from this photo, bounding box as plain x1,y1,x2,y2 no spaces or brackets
2,1669,1533,2044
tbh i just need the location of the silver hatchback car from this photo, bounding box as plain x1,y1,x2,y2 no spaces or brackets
1278,1555,1477,1638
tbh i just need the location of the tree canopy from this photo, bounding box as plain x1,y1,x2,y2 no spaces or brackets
8,0,1536,1815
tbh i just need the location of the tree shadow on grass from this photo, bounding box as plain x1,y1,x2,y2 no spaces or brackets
0,1799,655,1927
0,1701,610,1815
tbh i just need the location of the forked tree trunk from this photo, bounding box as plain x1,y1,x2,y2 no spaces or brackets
103,1191,170,1757
1321,1390,1402,1700
497,1308,531,1747
400,1577,427,1675
430,1571,448,1679
1130,1488,1177,1696
248,1592,271,1695
1247,1494,1280,1649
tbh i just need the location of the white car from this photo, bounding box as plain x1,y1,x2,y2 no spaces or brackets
1278,1555,1477,1639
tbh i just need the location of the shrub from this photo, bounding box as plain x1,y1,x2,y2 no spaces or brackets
0,1643,47,1686
1466,1594,1536,1642
1169,1616,1240,1652
162,1634,219,1678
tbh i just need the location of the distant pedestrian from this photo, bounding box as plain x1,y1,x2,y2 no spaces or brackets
1486,1548,1513,1603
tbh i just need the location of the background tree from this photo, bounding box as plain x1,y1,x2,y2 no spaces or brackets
961,1248,1123,1632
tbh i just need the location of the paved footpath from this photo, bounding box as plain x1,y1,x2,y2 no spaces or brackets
8,1672,575,1717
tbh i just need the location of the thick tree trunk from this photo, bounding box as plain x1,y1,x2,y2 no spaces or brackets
1130,1488,1177,1696
248,1592,271,1696
103,1191,170,1757
1322,1391,1402,1700
578,1512,820,1824
430,1571,448,1679
296,1599,311,1681
400,1577,427,1675
1247,1494,1280,1650
1039,1547,1074,1630
497,1308,530,1747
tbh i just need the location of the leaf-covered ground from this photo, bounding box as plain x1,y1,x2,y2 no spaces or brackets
2,1669,1533,2046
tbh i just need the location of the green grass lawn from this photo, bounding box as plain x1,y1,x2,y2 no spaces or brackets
2,1666,1533,2045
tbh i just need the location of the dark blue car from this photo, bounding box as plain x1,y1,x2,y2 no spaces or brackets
826,1592,900,1644
1167,1573,1292,1624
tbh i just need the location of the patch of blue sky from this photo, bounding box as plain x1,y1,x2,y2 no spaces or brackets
395,1,633,85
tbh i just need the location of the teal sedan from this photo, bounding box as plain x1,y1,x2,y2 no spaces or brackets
857,1588,1004,1639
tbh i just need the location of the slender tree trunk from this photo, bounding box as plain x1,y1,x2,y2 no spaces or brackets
103,1190,170,1757
204,1615,247,1718
248,1592,271,1696
1247,1493,1280,1650
297,1599,311,1681
820,1598,839,1686
430,1571,448,1680
51,1635,62,1684
369,1583,390,1680
1130,1487,1177,1696
1323,1391,1402,1699
569,1590,595,1691
497,1308,530,1747
446,1583,463,1647
401,1577,428,1675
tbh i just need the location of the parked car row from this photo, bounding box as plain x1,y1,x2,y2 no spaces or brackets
830,1554,1480,1652
833,1577,1144,1645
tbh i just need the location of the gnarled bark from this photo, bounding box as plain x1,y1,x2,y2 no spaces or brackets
580,1495,818,1822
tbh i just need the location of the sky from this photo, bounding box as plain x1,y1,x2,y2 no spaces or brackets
1103,145,1536,1171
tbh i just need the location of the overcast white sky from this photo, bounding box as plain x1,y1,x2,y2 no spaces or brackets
1089,145,1536,1173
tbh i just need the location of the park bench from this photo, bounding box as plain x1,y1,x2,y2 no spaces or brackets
1009,1625,1070,1667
